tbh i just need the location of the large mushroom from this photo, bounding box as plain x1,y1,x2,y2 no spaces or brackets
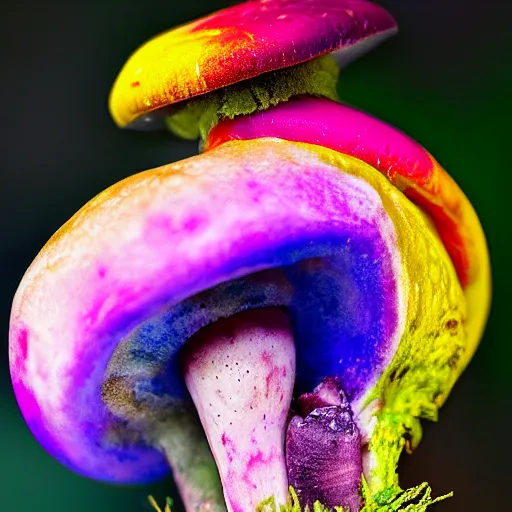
10,138,477,511
10,1,491,511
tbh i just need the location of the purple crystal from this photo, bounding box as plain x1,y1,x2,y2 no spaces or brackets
286,380,362,511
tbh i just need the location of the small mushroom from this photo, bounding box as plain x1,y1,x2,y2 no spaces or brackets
109,0,397,129
9,138,485,510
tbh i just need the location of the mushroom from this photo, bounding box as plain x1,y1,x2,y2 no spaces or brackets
108,0,397,130
201,97,491,498
9,138,489,510
9,0,491,511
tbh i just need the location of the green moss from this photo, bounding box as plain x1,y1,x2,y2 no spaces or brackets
364,359,462,494
359,479,452,512
165,55,340,140
148,496,173,512
149,481,451,512
255,481,451,512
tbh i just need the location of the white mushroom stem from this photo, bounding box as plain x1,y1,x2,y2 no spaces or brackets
182,308,296,512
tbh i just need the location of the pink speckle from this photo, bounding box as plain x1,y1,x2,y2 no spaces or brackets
264,364,287,398
241,450,275,490
247,451,264,470
245,447,276,472
17,328,29,361
146,213,207,242
228,500,244,512
10,325,29,376
221,433,236,463
261,350,272,365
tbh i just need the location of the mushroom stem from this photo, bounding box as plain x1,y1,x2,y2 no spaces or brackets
154,411,226,512
182,308,296,512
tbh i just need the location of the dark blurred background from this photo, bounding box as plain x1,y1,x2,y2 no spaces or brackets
1,0,510,510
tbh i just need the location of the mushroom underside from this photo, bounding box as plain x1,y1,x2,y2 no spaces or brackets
96,143,406,511
104,253,388,511
105,252,397,412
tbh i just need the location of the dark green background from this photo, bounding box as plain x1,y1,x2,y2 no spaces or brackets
1,1,510,510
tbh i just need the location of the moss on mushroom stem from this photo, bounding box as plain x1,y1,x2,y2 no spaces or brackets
165,55,340,140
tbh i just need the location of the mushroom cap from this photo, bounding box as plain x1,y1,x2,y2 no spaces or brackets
109,0,397,128
10,139,466,484
206,97,492,368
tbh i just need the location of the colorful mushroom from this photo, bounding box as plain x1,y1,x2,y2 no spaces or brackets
9,1,491,512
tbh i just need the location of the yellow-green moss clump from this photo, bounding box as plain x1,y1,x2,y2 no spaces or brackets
150,480,452,512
